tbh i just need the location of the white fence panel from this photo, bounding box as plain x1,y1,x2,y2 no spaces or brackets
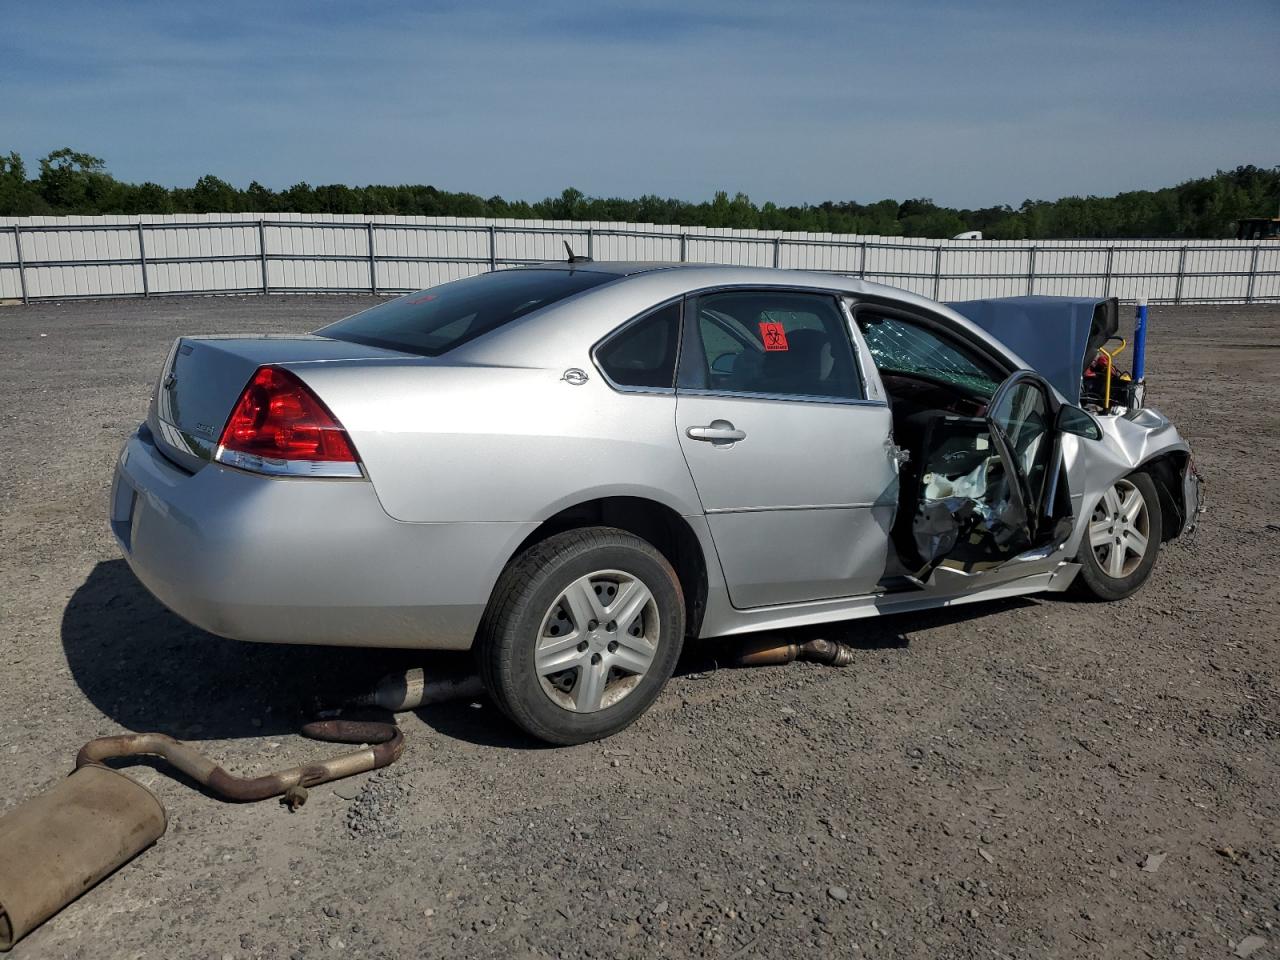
785,241,858,273
684,234,772,267
0,227,21,299
939,245,1029,301
27,263,143,299
0,213,1276,304
862,239,935,298
148,258,259,296
144,222,261,294
1179,245,1253,302
1252,246,1280,301
378,258,485,292
1107,245,1178,303
497,224,588,264
593,230,683,263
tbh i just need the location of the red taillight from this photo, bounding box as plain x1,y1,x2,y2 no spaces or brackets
217,366,359,471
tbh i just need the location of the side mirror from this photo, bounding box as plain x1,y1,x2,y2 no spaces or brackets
1057,404,1102,440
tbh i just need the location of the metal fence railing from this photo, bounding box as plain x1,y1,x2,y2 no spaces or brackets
1,215,1277,305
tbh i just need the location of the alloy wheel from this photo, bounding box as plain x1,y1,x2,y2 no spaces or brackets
1088,478,1151,579
535,570,660,713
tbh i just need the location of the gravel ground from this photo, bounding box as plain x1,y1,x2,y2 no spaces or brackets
0,295,1277,960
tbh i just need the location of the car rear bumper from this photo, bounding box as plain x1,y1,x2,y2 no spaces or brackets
110,427,537,649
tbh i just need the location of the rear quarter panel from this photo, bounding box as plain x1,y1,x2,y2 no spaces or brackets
290,360,704,523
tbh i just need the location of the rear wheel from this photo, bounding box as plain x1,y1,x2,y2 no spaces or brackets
476,528,684,745
1072,472,1162,601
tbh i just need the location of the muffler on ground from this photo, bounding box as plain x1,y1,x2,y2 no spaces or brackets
0,719,402,951
0,765,166,950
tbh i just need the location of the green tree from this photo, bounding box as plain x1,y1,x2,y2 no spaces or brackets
2,148,1277,239
119,182,173,215
0,152,49,214
245,181,277,213
36,148,108,211
185,175,240,213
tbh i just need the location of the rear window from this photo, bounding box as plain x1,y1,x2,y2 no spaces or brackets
317,268,616,357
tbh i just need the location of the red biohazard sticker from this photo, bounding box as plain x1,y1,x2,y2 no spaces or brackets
759,321,789,351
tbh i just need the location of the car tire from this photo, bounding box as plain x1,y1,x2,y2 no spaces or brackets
1072,471,1163,601
476,527,685,745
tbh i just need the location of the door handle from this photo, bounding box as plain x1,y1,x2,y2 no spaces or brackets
687,420,746,443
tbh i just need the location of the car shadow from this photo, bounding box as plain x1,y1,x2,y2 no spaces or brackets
674,596,1033,675
63,561,1035,752
62,560,461,742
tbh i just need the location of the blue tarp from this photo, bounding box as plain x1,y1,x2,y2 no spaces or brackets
946,296,1104,402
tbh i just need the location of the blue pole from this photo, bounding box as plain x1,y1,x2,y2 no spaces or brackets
1132,298,1148,381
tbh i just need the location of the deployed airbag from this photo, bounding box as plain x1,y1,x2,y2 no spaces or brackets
922,457,993,501
900,414,1032,574
913,456,1029,570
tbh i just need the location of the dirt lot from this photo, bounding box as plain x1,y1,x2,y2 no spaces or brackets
1,295,1277,960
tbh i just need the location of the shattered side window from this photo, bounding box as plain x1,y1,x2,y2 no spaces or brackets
858,313,1001,397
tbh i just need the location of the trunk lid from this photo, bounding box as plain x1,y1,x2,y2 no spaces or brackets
148,335,407,473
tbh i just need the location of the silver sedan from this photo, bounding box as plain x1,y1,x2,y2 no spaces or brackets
111,262,1201,743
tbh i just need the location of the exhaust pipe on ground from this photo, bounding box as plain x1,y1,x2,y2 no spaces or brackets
0,719,402,951
342,667,485,713
74,720,403,802
731,636,856,668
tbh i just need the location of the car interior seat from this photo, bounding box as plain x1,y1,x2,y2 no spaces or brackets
758,328,832,395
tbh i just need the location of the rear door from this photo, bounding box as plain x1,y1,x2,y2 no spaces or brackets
674,289,899,608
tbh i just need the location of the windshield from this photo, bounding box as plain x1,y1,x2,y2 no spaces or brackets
317,268,617,357
858,313,1002,398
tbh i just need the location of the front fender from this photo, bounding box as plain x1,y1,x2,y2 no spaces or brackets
1062,406,1196,556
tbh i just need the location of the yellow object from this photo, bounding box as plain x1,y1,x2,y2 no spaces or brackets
1098,339,1128,409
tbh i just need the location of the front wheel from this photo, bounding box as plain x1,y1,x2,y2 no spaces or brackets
476,528,685,745
1072,471,1162,601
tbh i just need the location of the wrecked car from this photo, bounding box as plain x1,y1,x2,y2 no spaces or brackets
110,263,1202,744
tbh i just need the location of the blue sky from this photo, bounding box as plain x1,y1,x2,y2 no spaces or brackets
2,0,1277,207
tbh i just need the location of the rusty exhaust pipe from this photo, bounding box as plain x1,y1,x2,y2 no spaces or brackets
731,636,856,668
0,719,401,951
74,720,403,802
343,668,485,713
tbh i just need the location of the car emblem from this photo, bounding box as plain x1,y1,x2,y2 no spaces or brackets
561,368,589,386
163,372,177,390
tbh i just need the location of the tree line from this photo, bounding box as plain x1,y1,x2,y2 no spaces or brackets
1,148,1276,239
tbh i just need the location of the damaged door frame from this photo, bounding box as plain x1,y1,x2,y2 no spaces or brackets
985,369,1073,543
841,297,1074,586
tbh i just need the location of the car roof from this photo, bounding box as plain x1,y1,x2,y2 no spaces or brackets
466,260,1035,376
513,260,695,277
511,259,912,303
514,259,880,288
